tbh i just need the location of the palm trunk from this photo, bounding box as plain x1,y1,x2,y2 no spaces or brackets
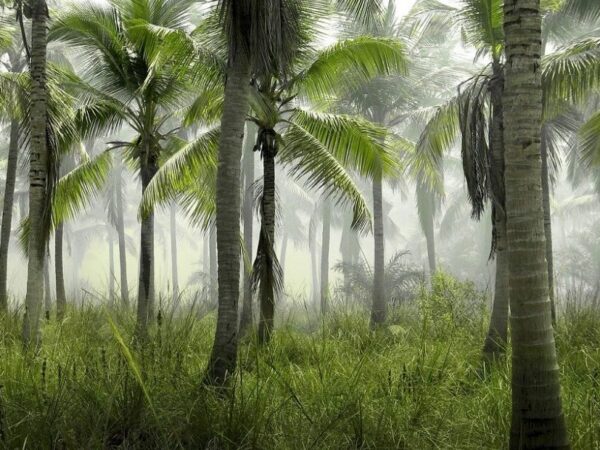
257,137,277,344
205,51,250,385
55,222,67,319
136,150,158,337
320,203,331,315
170,203,179,305
108,226,115,305
310,237,319,307
0,120,20,312
541,134,556,323
44,252,51,318
209,223,217,303
425,230,436,275
503,1,569,447
279,231,288,283
239,122,257,335
483,60,509,360
371,174,385,326
340,214,359,303
22,0,50,347
115,154,129,307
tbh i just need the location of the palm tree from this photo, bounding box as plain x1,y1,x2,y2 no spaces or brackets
22,0,50,347
239,121,257,335
50,0,204,336
503,0,569,446
414,0,600,358
0,42,25,312
249,34,406,341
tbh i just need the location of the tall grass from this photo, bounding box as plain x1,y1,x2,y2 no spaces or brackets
0,274,598,449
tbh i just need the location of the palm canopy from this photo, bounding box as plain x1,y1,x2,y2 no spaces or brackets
48,0,215,167
412,0,600,220
142,33,408,232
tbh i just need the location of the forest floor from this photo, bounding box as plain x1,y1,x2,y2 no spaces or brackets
0,275,599,449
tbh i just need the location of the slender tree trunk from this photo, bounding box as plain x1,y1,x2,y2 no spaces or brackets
0,120,20,312
310,237,319,307
108,227,115,305
483,60,509,360
340,214,359,303
22,0,49,347
170,203,179,305
239,122,257,335
136,149,158,337
205,51,250,385
541,134,556,323
371,173,385,326
424,211,436,274
55,222,67,319
209,223,217,303
279,231,288,282
115,154,129,307
503,1,569,447
203,233,209,274
417,183,437,276
44,252,51,317
320,203,331,315
257,137,276,344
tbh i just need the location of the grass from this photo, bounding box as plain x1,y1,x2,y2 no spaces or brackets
0,274,598,449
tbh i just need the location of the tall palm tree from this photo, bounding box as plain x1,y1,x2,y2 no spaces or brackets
0,42,25,312
239,121,257,335
206,0,385,383
22,0,50,347
414,0,600,358
50,0,204,336
503,0,569,447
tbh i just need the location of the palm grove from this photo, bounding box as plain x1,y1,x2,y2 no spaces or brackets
0,0,599,448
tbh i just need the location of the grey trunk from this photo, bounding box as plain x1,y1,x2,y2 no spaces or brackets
209,223,217,303
55,222,67,319
503,0,569,446
44,252,51,318
0,120,20,312
115,154,129,307
541,134,556,323
483,60,509,360
205,51,250,385
108,226,115,305
239,122,257,335
310,238,319,308
170,203,179,306
320,203,331,315
136,151,158,336
371,173,386,326
22,0,49,347
257,145,276,344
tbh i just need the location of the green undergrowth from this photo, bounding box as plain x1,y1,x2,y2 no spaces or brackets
0,275,598,449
